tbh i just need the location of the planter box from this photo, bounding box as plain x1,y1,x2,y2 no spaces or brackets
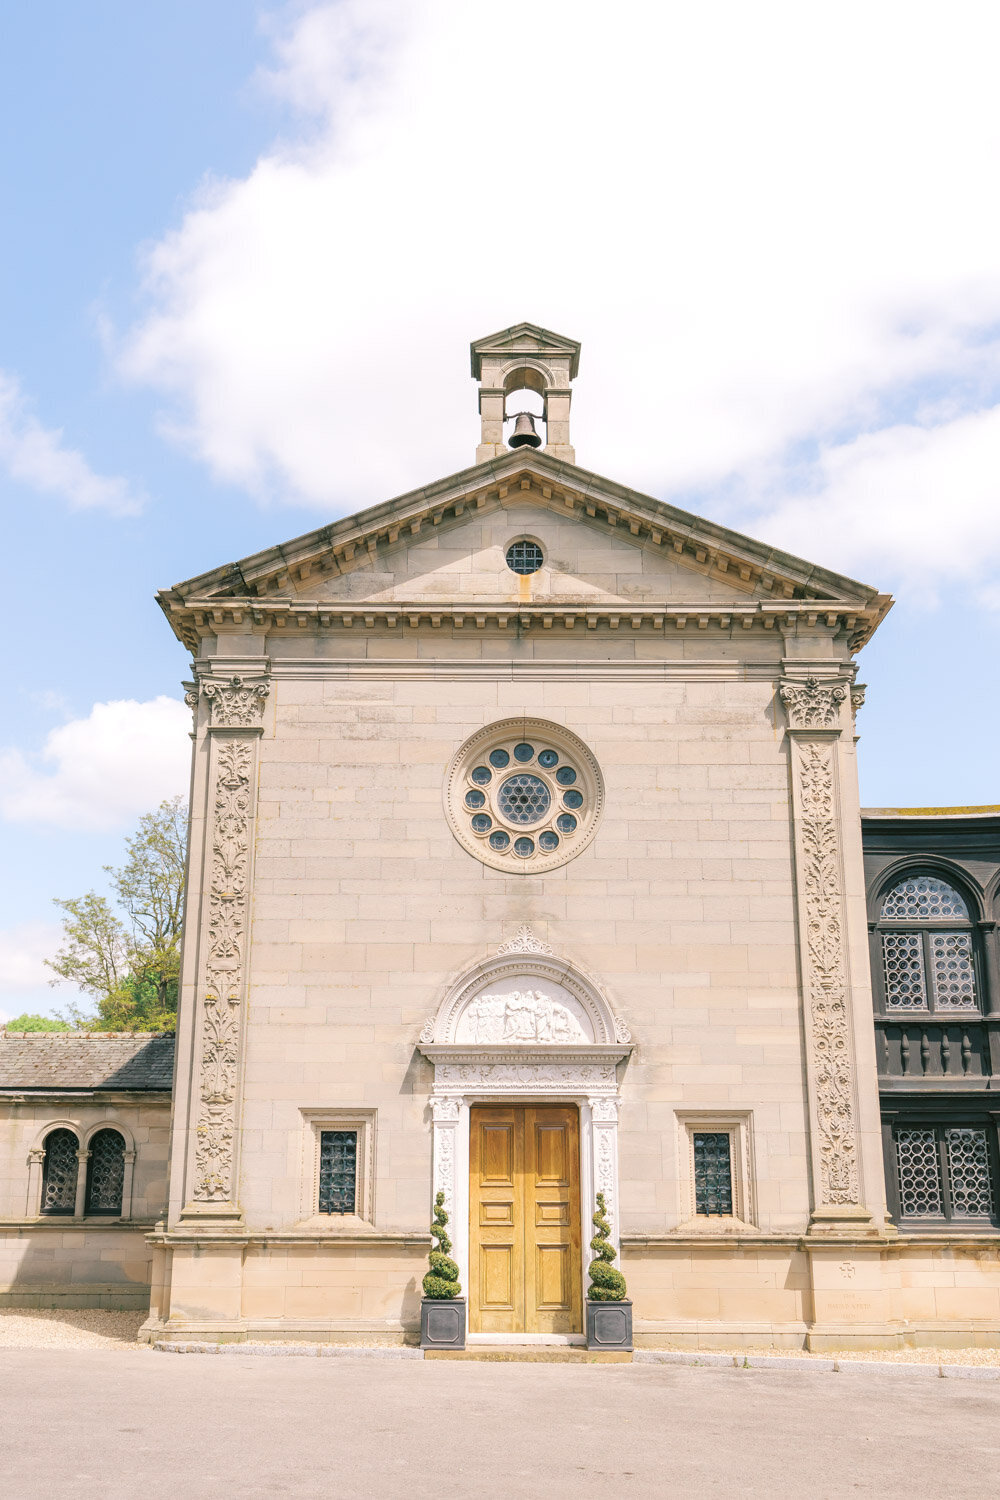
586,1299,633,1353
420,1297,466,1351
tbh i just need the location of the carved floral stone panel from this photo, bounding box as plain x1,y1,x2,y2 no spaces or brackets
790,734,861,1207
191,726,260,1204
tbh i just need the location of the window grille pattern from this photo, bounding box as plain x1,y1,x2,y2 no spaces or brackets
318,1130,357,1215
41,1128,78,1215
947,1128,994,1217
505,540,544,575
497,774,551,825
929,933,977,1010
881,932,927,1009
895,1129,943,1216
448,723,601,871
893,1125,997,1221
693,1132,733,1215
880,875,968,921
85,1129,125,1215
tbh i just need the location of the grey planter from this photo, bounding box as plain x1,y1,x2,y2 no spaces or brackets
585,1299,633,1352
420,1297,466,1350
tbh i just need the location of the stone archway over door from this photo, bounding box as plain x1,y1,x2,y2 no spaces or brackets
418,942,631,1341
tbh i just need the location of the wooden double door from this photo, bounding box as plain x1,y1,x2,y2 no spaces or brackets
469,1105,582,1335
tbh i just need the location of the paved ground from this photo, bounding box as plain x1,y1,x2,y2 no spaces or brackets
2,1349,999,1499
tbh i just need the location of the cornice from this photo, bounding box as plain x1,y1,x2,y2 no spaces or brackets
164,598,884,656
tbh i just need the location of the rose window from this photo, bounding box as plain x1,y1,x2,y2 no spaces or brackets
445,719,604,873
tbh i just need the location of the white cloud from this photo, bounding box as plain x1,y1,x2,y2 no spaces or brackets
747,407,1000,599
0,370,142,515
0,922,62,998
118,0,1000,594
0,698,191,832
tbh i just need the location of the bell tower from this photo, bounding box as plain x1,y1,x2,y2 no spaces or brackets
470,322,581,465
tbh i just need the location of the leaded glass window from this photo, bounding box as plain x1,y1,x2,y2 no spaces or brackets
41,1128,78,1215
880,876,969,921
875,872,979,1014
319,1130,357,1215
693,1132,733,1216
85,1129,125,1215
446,720,603,872
892,1124,997,1223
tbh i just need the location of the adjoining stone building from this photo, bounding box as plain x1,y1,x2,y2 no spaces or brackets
3,324,999,1348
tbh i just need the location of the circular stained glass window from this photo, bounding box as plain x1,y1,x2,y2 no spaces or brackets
498,774,551,825
445,719,603,873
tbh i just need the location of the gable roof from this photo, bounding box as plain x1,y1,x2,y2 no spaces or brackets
0,1032,175,1092
158,447,892,650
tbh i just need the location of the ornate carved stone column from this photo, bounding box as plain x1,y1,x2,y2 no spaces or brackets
180,671,269,1222
780,675,874,1233
588,1097,622,1254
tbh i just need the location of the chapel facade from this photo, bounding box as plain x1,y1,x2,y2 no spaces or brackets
3,323,1000,1350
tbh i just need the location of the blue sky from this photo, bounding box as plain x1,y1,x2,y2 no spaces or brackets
1,1,998,1018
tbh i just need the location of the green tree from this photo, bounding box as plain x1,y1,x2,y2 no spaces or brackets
4,1014,72,1033
46,796,188,1033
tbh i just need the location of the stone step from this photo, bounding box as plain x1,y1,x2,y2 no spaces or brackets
424,1345,632,1363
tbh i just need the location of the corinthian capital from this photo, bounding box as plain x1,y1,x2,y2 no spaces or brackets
201,673,270,730
779,675,847,731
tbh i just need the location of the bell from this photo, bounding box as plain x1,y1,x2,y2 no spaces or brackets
508,412,542,449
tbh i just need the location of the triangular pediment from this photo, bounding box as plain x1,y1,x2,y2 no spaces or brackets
159,449,891,648
470,323,581,379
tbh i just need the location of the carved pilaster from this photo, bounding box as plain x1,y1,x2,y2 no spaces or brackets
588,1096,621,1252
184,670,268,1218
781,676,872,1231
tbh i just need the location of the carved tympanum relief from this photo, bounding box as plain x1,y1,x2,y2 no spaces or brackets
455,988,590,1045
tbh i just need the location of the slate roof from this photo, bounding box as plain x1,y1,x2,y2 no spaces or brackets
0,1033,175,1092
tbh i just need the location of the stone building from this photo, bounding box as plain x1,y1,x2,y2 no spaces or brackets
0,1033,172,1306
3,323,999,1349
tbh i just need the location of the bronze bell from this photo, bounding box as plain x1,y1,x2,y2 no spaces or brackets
508,412,542,449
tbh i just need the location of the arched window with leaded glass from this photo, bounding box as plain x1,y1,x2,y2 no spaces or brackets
84,1129,126,1216
40,1127,79,1215
874,872,980,1014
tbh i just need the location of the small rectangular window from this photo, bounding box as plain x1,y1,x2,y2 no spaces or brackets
318,1130,357,1215
693,1132,733,1215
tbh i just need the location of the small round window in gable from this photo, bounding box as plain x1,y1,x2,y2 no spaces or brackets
505,540,544,575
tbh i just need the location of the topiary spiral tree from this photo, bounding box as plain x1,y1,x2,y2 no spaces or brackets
588,1191,627,1301
423,1190,462,1299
